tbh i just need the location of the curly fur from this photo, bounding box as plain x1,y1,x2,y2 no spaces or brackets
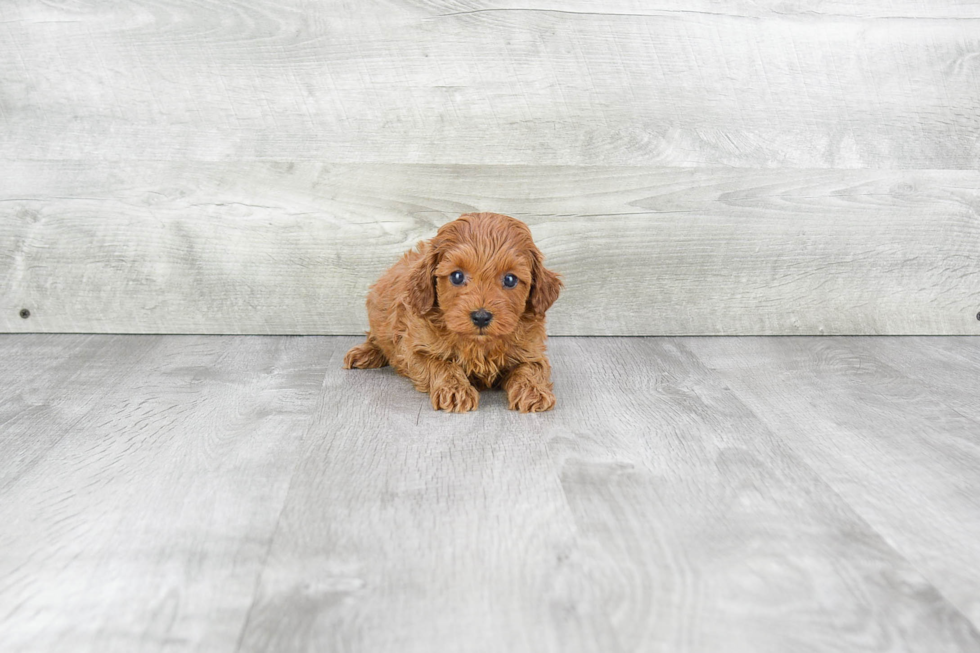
343,212,562,413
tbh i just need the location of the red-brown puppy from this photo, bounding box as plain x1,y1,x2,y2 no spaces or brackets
344,212,562,413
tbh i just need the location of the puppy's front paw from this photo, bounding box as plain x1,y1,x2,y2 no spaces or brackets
343,342,387,369
507,382,556,413
430,382,479,413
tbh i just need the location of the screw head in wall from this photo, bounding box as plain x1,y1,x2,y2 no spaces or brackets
19,308,30,319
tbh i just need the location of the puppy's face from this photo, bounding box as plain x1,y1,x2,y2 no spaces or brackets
409,213,562,338
434,242,533,337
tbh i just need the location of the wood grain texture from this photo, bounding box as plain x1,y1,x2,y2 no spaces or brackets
0,335,158,491
3,0,980,335
0,335,338,653
855,336,980,422
3,335,980,651
688,336,980,629
1,0,979,167
2,161,978,335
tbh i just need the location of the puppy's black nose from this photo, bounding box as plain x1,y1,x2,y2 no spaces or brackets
470,308,493,328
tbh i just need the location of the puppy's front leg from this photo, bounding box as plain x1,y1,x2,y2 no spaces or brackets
504,360,556,413
410,352,479,413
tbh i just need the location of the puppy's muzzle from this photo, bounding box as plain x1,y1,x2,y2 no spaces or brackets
470,308,493,328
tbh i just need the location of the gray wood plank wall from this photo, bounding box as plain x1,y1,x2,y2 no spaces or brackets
2,1,978,335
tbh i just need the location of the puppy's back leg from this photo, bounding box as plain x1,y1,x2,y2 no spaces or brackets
343,339,389,369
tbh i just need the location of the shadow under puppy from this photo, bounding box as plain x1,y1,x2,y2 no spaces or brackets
344,212,562,413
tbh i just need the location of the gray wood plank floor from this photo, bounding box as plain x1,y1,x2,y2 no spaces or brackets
1,335,978,653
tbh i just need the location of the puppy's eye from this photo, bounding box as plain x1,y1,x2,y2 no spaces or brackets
450,270,466,286
503,273,518,288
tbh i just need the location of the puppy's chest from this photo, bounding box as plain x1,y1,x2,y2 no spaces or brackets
455,347,511,386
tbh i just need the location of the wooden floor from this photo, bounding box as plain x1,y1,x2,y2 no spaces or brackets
1,335,979,653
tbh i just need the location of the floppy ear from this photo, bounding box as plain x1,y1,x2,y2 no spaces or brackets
407,242,439,315
527,248,563,316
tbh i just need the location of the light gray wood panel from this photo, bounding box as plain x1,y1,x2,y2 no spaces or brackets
0,334,160,491
2,161,979,335
926,334,980,367
236,336,979,652
2,1,979,167
0,335,337,653
687,336,980,629
854,336,980,422
3,335,980,651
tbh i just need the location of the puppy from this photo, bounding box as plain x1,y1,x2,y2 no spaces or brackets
343,212,562,413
